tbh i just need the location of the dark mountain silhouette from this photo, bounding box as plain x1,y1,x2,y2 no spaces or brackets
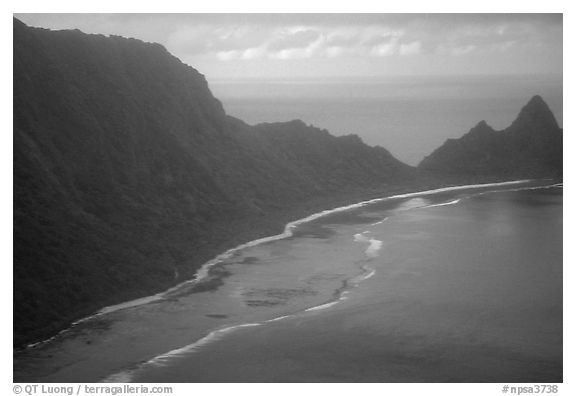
13,19,417,347
419,95,563,177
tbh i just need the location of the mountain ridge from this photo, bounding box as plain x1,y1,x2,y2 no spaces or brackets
418,94,562,177
13,19,419,347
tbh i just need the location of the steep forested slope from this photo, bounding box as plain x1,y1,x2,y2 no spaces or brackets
13,19,416,347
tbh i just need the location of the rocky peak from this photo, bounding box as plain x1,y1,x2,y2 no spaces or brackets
462,120,494,141
510,95,559,132
418,95,562,177
474,120,490,129
471,120,493,133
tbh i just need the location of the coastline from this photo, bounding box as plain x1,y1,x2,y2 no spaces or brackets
100,178,563,383
84,177,542,318
20,177,558,352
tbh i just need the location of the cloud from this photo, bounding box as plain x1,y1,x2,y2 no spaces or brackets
400,41,421,56
242,47,267,60
370,39,398,57
449,44,477,56
167,24,269,55
194,19,549,62
16,13,561,77
88,13,562,63
167,22,436,61
267,29,321,51
325,46,348,58
215,50,241,61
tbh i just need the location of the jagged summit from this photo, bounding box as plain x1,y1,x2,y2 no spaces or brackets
526,94,546,107
510,94,559,132
465,120,495,139
419,95,562,177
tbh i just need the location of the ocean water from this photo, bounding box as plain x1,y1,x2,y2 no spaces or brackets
209,75,563,165
13,180,562,383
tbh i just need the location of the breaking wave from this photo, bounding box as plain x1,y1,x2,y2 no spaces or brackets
353,232,383,258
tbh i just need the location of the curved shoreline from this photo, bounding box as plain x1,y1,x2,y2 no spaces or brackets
101,179,564,383
102,258,380,383
93,179,535,313
24,178,542,350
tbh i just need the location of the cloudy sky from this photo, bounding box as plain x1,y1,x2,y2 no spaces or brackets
15,13,562,80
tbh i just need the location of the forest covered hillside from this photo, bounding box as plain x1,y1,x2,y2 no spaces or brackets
13,18,418,347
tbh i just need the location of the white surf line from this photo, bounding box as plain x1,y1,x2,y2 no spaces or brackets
418,198,462,210
24,178,537,350
304,300,342,312
382,179,532,201
101,322,263,383
303,260,376,315
370,217,388,226
102,252,382,382
475,182,563,196
370,181,561,221
266,314,293,322
26,330,71,349
104,288,362,384
302,181,560,325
